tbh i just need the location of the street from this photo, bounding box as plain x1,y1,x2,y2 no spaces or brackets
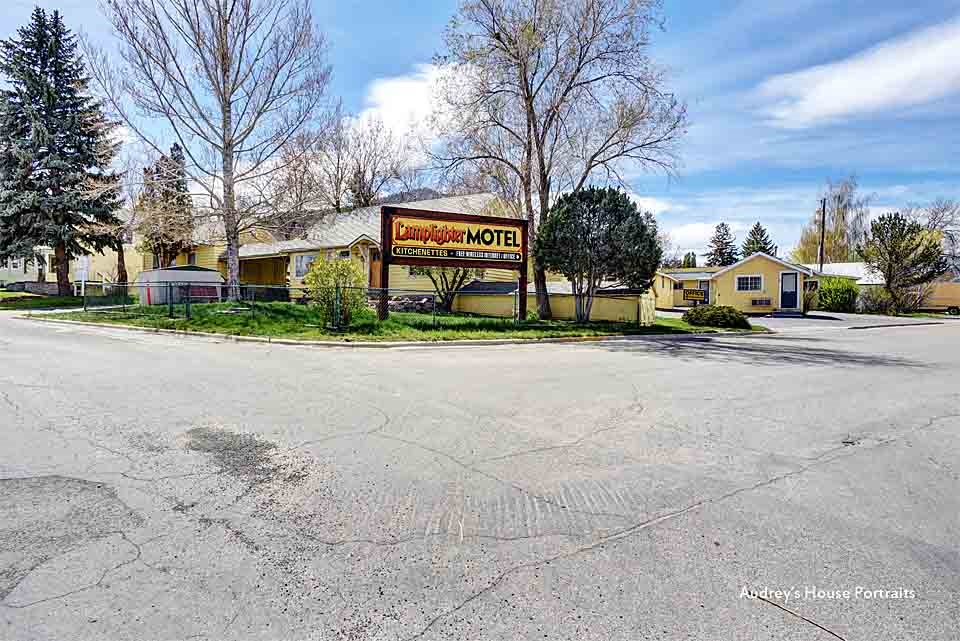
1,313,959,641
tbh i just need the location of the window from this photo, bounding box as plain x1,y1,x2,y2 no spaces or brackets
11,259,20,271
294,253,317,278
1,258,7,269
804,280,819,292
338,249,351,259
673,281,683,291
736,275,762,292
188,252,197,266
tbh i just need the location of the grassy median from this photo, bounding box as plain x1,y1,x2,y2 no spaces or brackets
39,302,764,341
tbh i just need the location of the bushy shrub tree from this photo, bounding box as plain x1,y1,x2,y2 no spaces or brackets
857,287,893,315
303,258,368,327
858,212,948,313
536,187,661,322
816,277,859,312
682,305,751,329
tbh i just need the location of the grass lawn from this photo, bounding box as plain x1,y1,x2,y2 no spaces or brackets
0,291,39,300
40,302,763,341
0,294,83,309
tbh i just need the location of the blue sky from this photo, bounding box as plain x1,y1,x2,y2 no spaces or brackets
8,0,960,256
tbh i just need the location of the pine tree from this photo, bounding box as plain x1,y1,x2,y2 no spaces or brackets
136,143,194,267
0,8,122,294
704,223,739,266
681,251,697,268
741,222,777,257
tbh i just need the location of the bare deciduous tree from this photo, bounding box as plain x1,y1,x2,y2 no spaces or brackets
315,105,352,214
89,0,331,296
907,198,959,260
434,0,687,317
346,115,409,208
247,130,331,240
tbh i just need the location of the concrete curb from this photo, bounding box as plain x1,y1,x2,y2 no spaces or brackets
21,315,767,349
847,321,944,330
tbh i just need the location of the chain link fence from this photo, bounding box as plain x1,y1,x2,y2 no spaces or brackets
78,281,652,329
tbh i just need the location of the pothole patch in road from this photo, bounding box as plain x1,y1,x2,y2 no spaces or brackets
181,427,317,500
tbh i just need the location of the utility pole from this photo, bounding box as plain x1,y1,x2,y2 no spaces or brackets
817,197,826,272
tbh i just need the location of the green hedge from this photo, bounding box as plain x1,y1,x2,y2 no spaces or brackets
817,277,859,313
681,305,751,329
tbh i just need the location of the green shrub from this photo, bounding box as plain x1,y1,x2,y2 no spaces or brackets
681,305,751,329
857,286,893,314
303,258,368,327
817,277,859,313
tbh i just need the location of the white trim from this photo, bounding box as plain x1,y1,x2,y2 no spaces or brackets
779,271,800,310
735,274,764,292
656,271,680,282
712,252,813,279
348,234,379,249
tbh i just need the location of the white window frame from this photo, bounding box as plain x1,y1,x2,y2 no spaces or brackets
736,274,763,292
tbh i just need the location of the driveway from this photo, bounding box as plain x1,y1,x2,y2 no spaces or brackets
1,313,958,640
660,308,953,333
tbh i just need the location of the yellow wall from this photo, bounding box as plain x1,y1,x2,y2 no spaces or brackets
926,282,960,311
240,257,288,285
454,292,656,325
453,294,518,318
711,255,806,313
85,245,144,283
286,243,520,295
652,274,676,309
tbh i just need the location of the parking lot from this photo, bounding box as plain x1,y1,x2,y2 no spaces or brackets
1,312,958,640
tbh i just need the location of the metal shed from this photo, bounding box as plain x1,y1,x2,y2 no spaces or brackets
135,265,224,305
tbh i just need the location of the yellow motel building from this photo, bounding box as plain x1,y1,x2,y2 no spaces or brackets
653,252,815,314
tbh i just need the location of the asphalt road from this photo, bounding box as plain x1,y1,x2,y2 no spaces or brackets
1,312,958,641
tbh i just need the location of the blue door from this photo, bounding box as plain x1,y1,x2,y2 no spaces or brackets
698,280,710,305
780,273,798,309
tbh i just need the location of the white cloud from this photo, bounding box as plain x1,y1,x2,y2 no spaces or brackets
756,17,960,128
356,63,442,139
627,194,680,215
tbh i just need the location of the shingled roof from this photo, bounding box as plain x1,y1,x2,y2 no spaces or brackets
239,193,504,259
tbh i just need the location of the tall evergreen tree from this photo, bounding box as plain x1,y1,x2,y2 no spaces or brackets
704,223,739,266
0,8,122,294
681,251,697,268
136,143,194,268
741,222,777,257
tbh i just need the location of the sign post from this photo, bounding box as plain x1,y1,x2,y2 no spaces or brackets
378,206,528,320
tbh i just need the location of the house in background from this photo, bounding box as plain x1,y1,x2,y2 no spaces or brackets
139,221,277,277
1,243,143,291
655,253,815,314
802,260,960,314
236,193,521,294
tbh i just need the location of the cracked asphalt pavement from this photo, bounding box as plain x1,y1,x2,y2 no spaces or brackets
1,312,958,640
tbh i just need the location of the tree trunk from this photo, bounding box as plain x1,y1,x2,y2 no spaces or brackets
523,181,551,320
222,105,241,300
534,177,553,320
36,255,45,283
54,243,70,296
115,240,128,284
